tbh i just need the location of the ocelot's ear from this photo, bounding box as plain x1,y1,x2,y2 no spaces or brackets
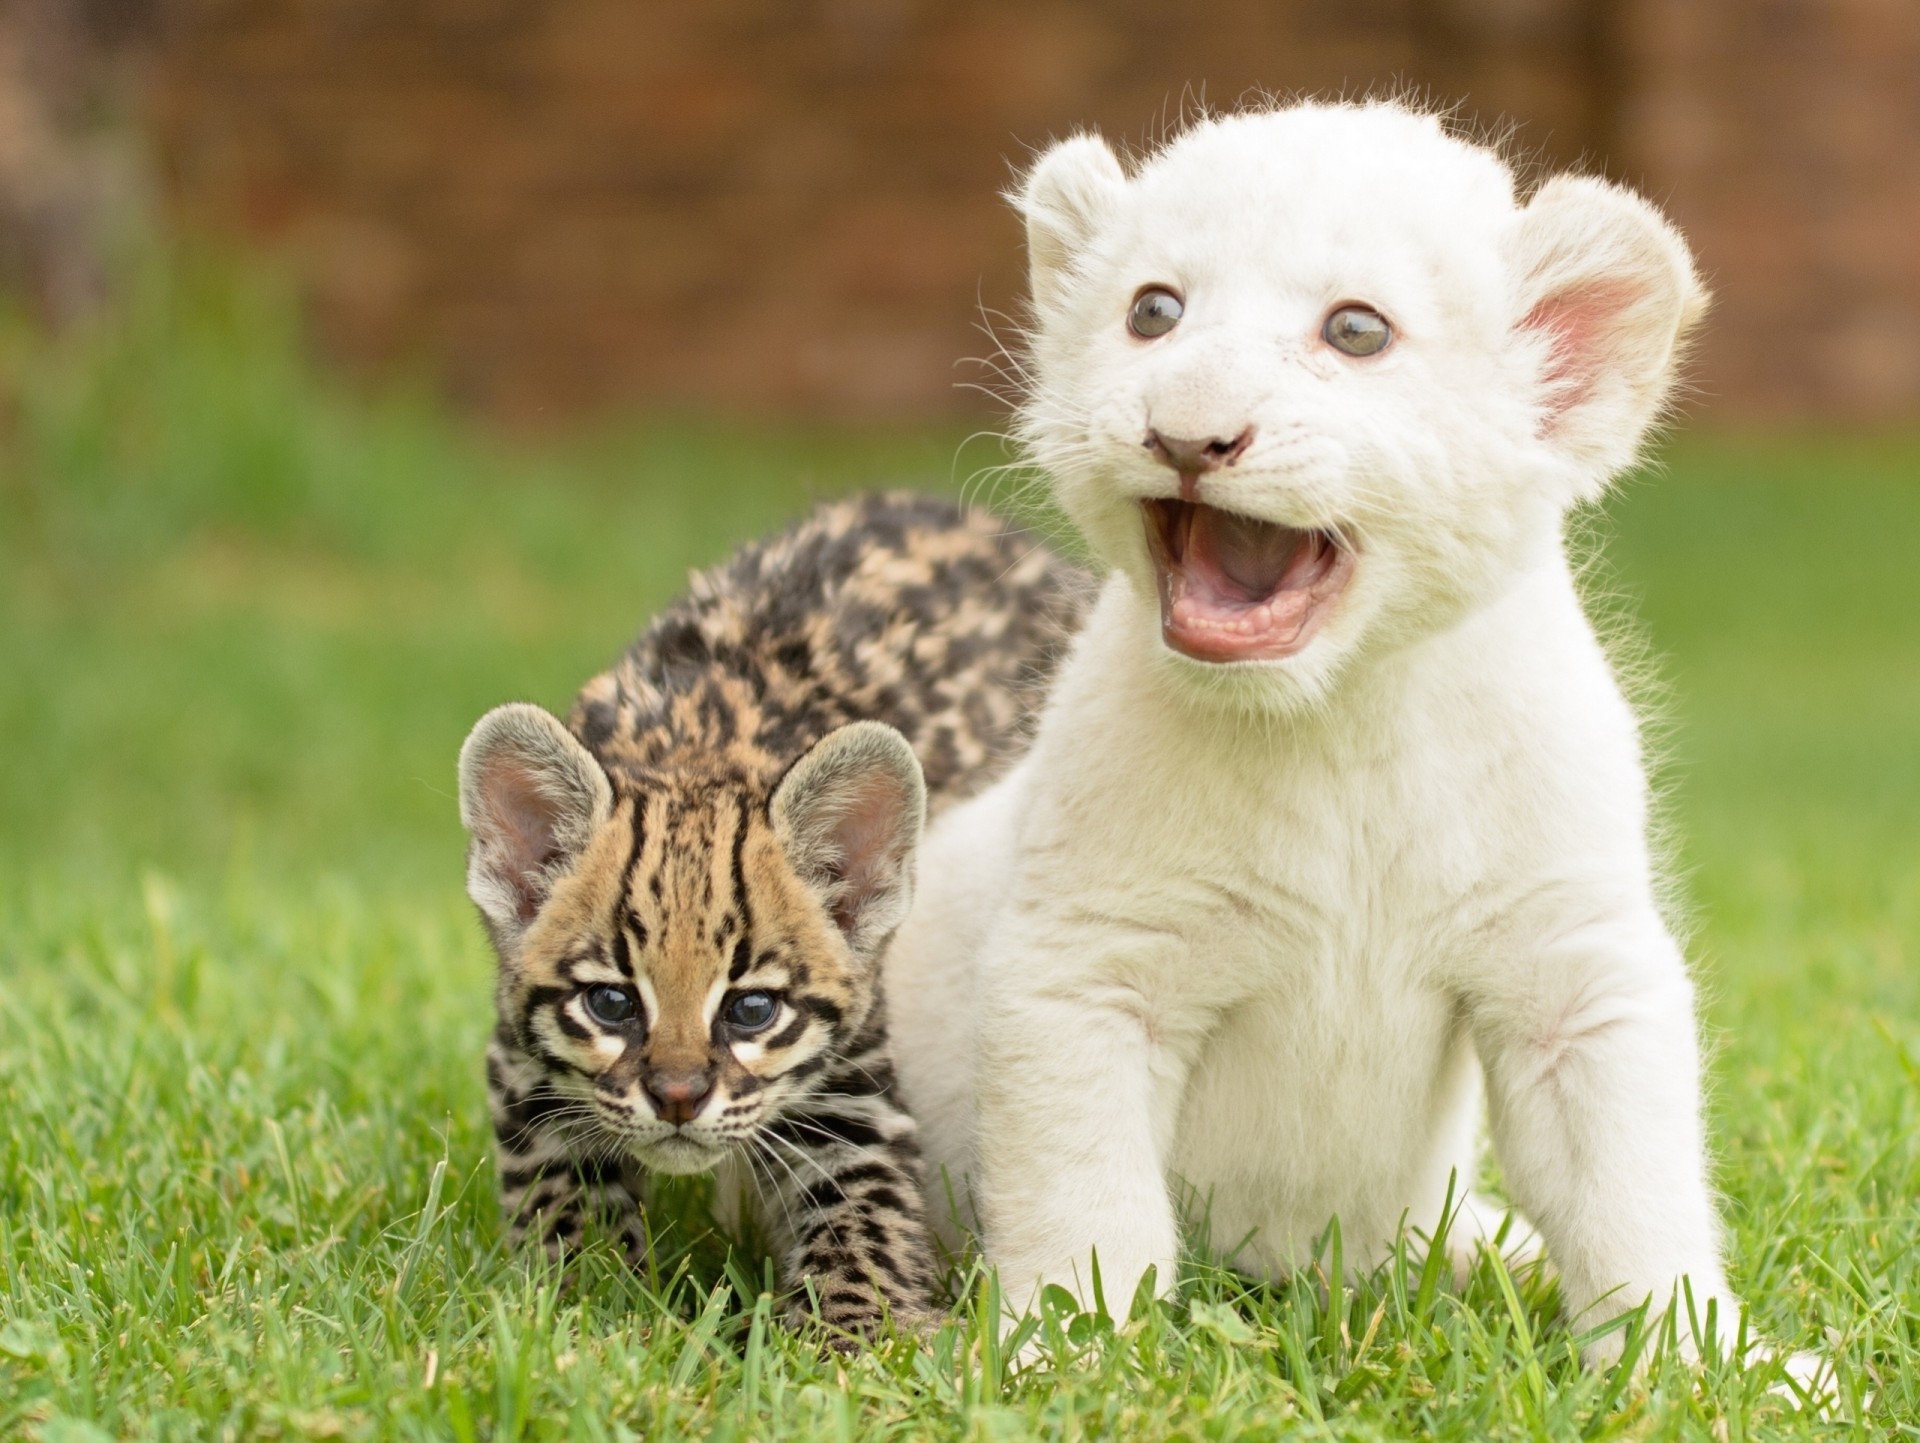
1505,174,1708,493
1013,132,1126,317
771,721,927,962
458,703,613,951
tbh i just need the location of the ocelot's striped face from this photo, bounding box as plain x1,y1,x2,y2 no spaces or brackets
460,708,926,1179
506,778,870,1175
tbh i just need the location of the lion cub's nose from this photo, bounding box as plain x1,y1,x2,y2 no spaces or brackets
643,1067,714,1125
1145,427,1255,477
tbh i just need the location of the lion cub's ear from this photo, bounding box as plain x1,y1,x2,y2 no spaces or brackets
1505,175,1709,490
459,703,614,949
771,721,927,963
1013,132,1127,316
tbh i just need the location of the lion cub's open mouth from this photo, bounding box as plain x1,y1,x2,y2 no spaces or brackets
1142,499,1355,663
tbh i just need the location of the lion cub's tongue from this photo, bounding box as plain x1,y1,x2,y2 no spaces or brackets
1189,505,1301,602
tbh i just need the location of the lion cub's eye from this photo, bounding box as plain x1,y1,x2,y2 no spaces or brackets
582,983,637,1026
725,991,780,1035
1128,287,1184,339
1323,304,1392,357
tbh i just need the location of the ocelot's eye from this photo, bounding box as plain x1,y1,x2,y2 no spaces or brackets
1323,304,1392,357
1128,287,1184,339
582,984,637,1026
725,991,780,1035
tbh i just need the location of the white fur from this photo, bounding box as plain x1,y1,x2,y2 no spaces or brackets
885,101,1820,1381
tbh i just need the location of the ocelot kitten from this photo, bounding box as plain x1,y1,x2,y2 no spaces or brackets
457,492,1088,1338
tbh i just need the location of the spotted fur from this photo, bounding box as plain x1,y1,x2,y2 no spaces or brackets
458,492,1088,1339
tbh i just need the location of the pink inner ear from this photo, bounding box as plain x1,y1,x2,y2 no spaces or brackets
483,758,567,919
1520,278,1644,423
824,774,911,933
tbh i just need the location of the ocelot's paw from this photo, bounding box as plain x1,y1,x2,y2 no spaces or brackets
787,1296,941,1354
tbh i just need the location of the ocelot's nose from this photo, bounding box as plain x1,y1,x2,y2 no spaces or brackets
1145,426,1255,476
642,1067,713,1125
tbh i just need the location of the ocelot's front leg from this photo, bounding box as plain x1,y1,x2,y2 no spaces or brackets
752,1031,940,1339
487,1029,648,1265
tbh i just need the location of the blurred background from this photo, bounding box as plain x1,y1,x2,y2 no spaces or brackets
1,7,1915,1429
4,0,1918,424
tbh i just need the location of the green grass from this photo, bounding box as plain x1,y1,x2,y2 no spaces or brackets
1,257,1914,1440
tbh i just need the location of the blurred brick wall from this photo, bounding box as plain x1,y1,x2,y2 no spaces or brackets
31,0,1916,422
0,0,150,325
1617,0,1920,421
142,0,1608,421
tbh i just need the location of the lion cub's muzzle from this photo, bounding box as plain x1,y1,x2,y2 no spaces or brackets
1142,497,1354,664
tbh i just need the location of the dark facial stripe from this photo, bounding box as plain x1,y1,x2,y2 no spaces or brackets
761,1013,812,1052
730,792,754,935
526,1020,598,1072
615,793,651,950
778,1055,827,1086
801,994,844,1029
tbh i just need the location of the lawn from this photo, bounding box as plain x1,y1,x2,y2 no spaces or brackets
1,259,1913,1440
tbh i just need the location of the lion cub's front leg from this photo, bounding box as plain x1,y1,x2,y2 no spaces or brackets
1471,911,1732,1363
973,913,1194,1320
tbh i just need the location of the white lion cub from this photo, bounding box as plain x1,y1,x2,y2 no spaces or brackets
886,100,1822,1381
